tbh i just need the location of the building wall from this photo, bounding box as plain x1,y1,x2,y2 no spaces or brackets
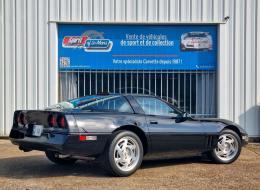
0,0,259,137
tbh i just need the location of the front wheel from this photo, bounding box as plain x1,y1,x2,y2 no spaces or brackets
45,151,77,165
209,129,242,164
103,131,143,177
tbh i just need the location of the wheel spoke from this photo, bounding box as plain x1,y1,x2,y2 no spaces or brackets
217,142,224,151
230,144,236,153
216,149,224,156
221,135,227,145
115,145,123,157
122,139,128,151
226,138,234,144
115,157,124,164
127,144,136,151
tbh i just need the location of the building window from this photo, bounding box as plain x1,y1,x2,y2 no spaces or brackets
59,70,216,118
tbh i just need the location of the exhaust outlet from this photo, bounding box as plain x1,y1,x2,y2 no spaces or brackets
19,146,32,152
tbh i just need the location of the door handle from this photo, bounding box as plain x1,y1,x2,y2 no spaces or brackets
150,121,158,124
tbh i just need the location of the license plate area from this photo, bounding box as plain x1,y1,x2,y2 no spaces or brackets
32,125,43,137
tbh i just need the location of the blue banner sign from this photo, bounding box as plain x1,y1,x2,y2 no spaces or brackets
58,24,217,70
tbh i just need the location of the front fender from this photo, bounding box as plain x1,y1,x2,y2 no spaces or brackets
198,118,248,145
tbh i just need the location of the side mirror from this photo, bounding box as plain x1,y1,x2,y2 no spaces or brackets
183,112,189,118
175,114,184,123
175,112,189,123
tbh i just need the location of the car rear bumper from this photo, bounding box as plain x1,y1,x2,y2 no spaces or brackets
9,129,110,157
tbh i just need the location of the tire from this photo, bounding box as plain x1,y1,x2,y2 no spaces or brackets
45,151,77,165
103,130,143,177
181,43,186,51
209,129,242,164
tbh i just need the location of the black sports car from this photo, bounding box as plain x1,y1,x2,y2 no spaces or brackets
9,94,248,176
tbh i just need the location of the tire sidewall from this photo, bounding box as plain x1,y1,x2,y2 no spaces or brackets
107,131,143,177
212,129,242,164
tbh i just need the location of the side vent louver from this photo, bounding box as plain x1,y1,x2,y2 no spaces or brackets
207,136,214,148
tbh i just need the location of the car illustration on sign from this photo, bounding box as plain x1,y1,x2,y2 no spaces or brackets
181,32,213,51
9,94,248,177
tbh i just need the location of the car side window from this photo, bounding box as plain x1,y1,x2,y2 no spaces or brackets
135,96,179,117
81,96,133,113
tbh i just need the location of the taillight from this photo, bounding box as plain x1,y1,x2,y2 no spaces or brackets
18,112,27,125
57,115,66,128
48,114,56,127
14,112,20,124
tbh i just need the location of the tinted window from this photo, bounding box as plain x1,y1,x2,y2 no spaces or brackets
80,95,133,113
187,33,207,37
135,96,180,117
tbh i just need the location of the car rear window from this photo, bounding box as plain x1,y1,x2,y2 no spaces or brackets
78,95,133,113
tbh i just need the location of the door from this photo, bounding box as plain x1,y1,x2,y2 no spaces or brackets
134,96,206,154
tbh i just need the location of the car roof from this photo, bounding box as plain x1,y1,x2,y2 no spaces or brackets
92,92,156,98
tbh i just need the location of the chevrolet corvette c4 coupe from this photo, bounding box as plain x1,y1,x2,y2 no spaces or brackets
9,94,248,176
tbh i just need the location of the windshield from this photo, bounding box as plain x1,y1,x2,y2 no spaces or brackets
187,33,207,37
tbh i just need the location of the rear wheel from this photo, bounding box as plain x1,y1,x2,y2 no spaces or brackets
103,130,143,177
209,129,241,164
45,151,77,165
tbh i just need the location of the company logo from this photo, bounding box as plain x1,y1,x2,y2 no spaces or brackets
85,39,112,52
63,36,88,48
62,30,113,52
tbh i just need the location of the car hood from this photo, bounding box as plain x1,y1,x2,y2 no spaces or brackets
193,118,235,125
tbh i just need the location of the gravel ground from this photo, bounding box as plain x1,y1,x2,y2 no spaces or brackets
0,140,259,190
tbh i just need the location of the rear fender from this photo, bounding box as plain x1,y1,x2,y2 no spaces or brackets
113,125,150,155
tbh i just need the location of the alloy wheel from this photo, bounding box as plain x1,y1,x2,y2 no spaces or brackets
113,136,141,172
214,133,239,162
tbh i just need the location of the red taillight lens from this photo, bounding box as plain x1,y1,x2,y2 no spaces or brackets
79,135,86,141
18,112,27,125
57,115,66,128
48,115,56,127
